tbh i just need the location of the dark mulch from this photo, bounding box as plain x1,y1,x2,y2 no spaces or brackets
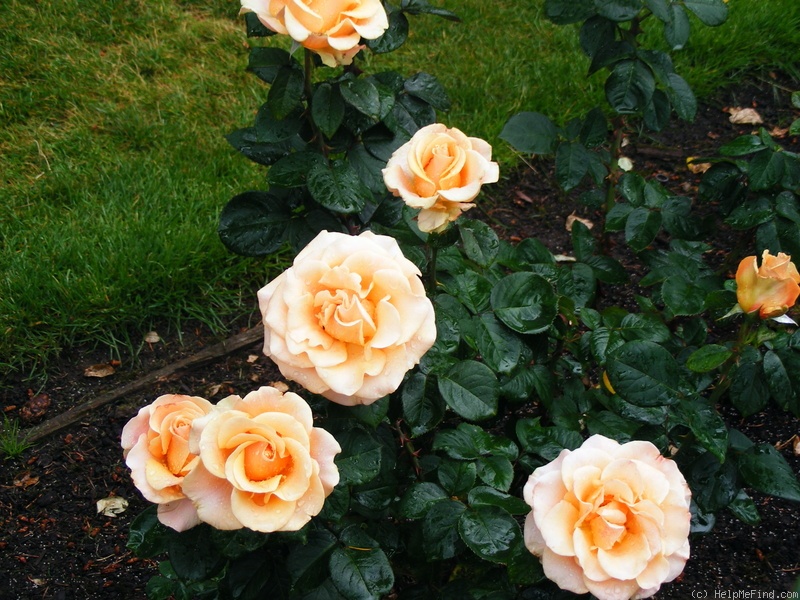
1,72,799,599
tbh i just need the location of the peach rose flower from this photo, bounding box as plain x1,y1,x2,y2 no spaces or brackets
523,435,691,600
240,0,388,67
181,386,341,532
382,123,500,233
121,394,213,531
257,230,436,406
736,250,800,318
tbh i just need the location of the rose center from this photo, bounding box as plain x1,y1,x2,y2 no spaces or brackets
244,441,293,482
315,289,377,344
305,0,360,31
588,500,629,550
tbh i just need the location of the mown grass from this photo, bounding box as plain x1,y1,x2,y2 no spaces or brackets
1,0,798,376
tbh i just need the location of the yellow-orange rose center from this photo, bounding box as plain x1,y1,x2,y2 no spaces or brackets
588,500,629,550
315,289,377,345
244,441,293,482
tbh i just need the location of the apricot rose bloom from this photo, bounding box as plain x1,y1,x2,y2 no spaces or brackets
181,386,341,532
735,250,800,318
121,394,213,531
258,230,436,406
240,0,388,67
523,435,691,600
382,124,500,233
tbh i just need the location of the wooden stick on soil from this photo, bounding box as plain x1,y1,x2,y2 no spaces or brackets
20,327,264,444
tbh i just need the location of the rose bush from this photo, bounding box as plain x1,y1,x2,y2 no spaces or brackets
257,230,436,406
121,394,213,532
239,0,388,67
383,123,500,233
735,250,800,319
523,435,691,600
180,386,341,532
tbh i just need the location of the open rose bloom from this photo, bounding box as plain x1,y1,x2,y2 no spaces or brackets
240,0,388,67
180,386,341,532
735,250,800,318
258,230,436,406
523,435,691,600
383,123,500,233
121,394,213,531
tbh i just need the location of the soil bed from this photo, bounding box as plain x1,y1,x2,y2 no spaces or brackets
1,73,799,599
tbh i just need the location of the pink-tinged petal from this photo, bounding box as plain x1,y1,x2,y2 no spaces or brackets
157,498,201,532
597,530,652,580
231,490,296,532
181,463,241,530
540,500,580,556
310,427,342,493
523,511,546,555
584,576,641,600
540,549,590,595
125,438,183,504
527,469,569,525
233,388,313,432
121,410,149,454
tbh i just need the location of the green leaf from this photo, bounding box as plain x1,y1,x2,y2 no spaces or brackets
218,191,292,257
312,84,345,138
583,254,629,284
737,444,800,501
606,340,684,406
665,73,697,121
267,66,304,120
473,313,523,375
729,357,769,418
329,528,394,600
544,0,596,24
491,272,558,334
307,161,372,214
459,219,500,266
580,106,609,148
404,72,450,111
398,482,448,519
366,9,409,54
440,270,492,314
763,350,795,411
468,486,531,515
400,0,461,21
127,506,169,558
719,135,766,157
225,127,291,166
507,541,546,585
244,12,277,37
605,59,655,114
268,152,326,188
558,262,596,308
340,78,381,120
335,428,383,486
438,360,499,421
625,206,661,252
663,4,690,49
662,276,707,316
683,0,728,26
287,529,338,586
211,528,269,560
619,312,671,343
401,372,445,436
595,0,644,22
247,47,291,84
476,455,514,491
686,344,733,373
499,112,558,155
422,499,467,560
748,149,786,191
555,141,590,191
727,489,761,525
458,506,521,563
167,526,224,581
675,396,729,462
516,417,583,461
644,0,670,21
433,423,490,460
438,458,477,496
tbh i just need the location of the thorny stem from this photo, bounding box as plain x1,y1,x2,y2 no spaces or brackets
393,420,422,478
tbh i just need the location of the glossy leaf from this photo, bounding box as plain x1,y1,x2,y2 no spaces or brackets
335,428,383,486
468,486,531,515
403,72,450,111
438,360,499,421
398,482,448,519
312,84,345,138
491,272,558,334
555,141,590,191
329,527,394,600
737,444,800,501
268,152,326,188
247,47,291,83
218,191,292,257
307,161,372,214
606,340,684,406
422,499,466,560
402,372,445,436
267,66,304,120
544,0,596,24
625,206,661,251
499,112,558,155
663,5,690,50
473,313,523,375
459,219,500,266
686,344,733,373
683,0,728,26
458,505,521,563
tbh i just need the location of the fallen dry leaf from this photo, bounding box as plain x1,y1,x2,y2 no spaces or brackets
144,331,161,344
13,473,39,488
20,393,51,422
769,126,789,139
270,381,290,393
206,383,224,397
617,157,633,172
96,497,128,517
686,157,711,174
84,364,115,378
247,354,260,363
565,212,594,231
727,107,763,125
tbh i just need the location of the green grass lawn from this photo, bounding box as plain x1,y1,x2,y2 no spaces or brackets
1,0,798,376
